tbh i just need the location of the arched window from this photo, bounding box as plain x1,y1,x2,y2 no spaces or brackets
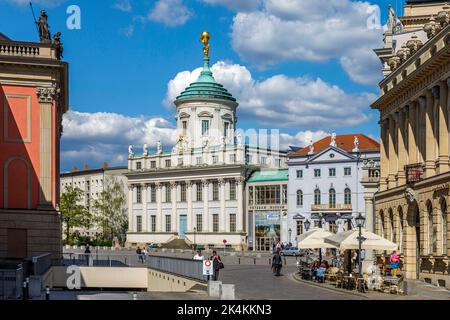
344,188,352,205
427,201,436,254
296,190,303,206
389,209,395,243
380,210,385,238
398,207,404,253
441,199,447,255
314,189,321,205
329,188,336,208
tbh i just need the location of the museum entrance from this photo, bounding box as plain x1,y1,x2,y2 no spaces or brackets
255,237,279,251
255,212,281,252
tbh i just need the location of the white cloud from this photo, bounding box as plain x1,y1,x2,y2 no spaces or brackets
148,0,193,27
165,61,375,129
61,111,177,169
279,130,329,150
229,0,383,85
120,24,134,38
201,0,261,12
113,0,133,13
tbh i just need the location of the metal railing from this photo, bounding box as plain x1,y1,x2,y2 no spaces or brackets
0,267,23,300
32,253,52,276
147,255,204,282
63,253,140,267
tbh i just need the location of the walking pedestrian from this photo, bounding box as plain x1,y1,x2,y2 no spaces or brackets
136,246,142,264
210,251,223,281
390,250,399,276
142,247,147,263
272,247,283,276
84,245,91,266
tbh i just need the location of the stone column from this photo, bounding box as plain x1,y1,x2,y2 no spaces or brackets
36,87,56,208
187,181,193,232
388,115,397,189
418,96,427,163
237,177,244,233
156,182,162,232
171,181,177,234
437,82,449,173
408,102,418,165
397,110,407,185
380,119,389,191
142,184,148,232
363,196,375,269
202,179,209,232
219,178,226,232
128,185,134,232
425,90,436,177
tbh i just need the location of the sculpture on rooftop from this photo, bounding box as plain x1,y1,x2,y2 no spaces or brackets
128,144,134,157
308,140,314,155
53,32,63,60
37,10,51,42
143,143,148,156
330,133,337,147
353,136,360,153
157,140,162,154
200,31,210,59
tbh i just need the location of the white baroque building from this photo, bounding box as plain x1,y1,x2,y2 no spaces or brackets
125,33,287,250
287,134,380,245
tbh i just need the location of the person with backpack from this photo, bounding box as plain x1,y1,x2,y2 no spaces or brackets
210,250,223,281
272,247,283,276
136,246,142,264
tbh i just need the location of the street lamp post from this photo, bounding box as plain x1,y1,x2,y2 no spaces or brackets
193,227,197,252
288,228,292,245
355,213,366,293
304,220,311,232
318,213,323,265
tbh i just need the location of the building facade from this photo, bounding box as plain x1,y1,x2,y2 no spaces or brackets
246,170,288,251
373,0,450,288
60,164,128,239
125,32,287,250
0,29,68,262
287,134,380,245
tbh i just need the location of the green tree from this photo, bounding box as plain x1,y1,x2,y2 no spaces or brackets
60,186,91,244
92,176,128,244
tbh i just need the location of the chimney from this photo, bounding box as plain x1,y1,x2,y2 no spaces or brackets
102,162,109,169
71,167,78,172
83,165,89,171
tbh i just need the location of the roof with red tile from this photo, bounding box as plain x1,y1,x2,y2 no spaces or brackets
289,134,380,158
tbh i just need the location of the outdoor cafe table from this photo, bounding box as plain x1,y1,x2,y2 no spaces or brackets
302,268,312,280
342,275,356,290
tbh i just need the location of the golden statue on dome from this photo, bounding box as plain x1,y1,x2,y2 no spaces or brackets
200,31,210,58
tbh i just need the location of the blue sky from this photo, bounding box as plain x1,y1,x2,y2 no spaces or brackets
0,0,404,171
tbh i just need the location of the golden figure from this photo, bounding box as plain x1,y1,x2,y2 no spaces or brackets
200,31,210,58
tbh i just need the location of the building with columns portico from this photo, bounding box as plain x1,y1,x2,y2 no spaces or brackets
373,0,450,288
125,32,287,250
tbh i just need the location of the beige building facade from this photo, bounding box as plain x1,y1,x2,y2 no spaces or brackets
373,0,450,288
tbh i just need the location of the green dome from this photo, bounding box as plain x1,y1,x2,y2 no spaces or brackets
175,57,236,103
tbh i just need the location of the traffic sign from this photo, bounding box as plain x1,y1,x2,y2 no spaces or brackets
223,239,227,244
203,260,213,276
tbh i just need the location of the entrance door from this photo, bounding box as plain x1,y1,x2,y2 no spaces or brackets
415,211,421,279
7,228,27,258
179,215,187,240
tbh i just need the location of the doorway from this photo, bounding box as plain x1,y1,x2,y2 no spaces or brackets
179,215,187,240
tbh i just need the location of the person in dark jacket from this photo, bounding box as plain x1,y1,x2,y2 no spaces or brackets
272,247,283,276
210,251,223,281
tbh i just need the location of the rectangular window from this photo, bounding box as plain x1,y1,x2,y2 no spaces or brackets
246,154,252,164
229,181,236,200
224,121,229,138
282,185,287,205
249,186,254,205
165,185,171,203
212,155,218,164
296,170,303,178
136,162,142,170
275,159,281,167
150,161,156,169
213,182,219,201
344,167,352,176
165,215,171,232
213,214,219,232
260,156,267,165
180,183,186,202
196,182,203,201
182,121,187,133
151,215,156,232
314,169,321,177
151,186,156,203
196,214,203,232
178,157,183,166
136,185,142,204
196,157,202,165
296,221,303,236
230,214,236,233
136,216,142,233
229,154,236,163
329,168,336,177
202,120,209,135
165,159,171,168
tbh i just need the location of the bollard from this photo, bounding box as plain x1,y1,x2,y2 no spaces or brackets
26,277,30,300
133,293,137,301
238,258,240,265
254,258,256,265
22,281,27,300
269,258,271,265
46,287,50,301
284,257,287,265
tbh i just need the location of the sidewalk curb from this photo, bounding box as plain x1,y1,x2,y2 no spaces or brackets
291,273,370,299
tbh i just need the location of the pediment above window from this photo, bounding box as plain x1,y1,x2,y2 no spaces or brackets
198,111,213,118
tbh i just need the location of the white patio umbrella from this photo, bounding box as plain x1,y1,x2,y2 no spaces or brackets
324,229,398,251
297,228,338,249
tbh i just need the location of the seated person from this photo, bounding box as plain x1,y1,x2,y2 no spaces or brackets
316,267,327,283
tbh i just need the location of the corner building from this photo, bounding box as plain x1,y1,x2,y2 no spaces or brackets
373,0,450,288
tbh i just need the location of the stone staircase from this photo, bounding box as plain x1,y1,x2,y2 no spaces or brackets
406,280,450,300
159,239,191,250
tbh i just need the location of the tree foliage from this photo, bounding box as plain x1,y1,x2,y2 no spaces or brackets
60,186,91,243
92,176,128,243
